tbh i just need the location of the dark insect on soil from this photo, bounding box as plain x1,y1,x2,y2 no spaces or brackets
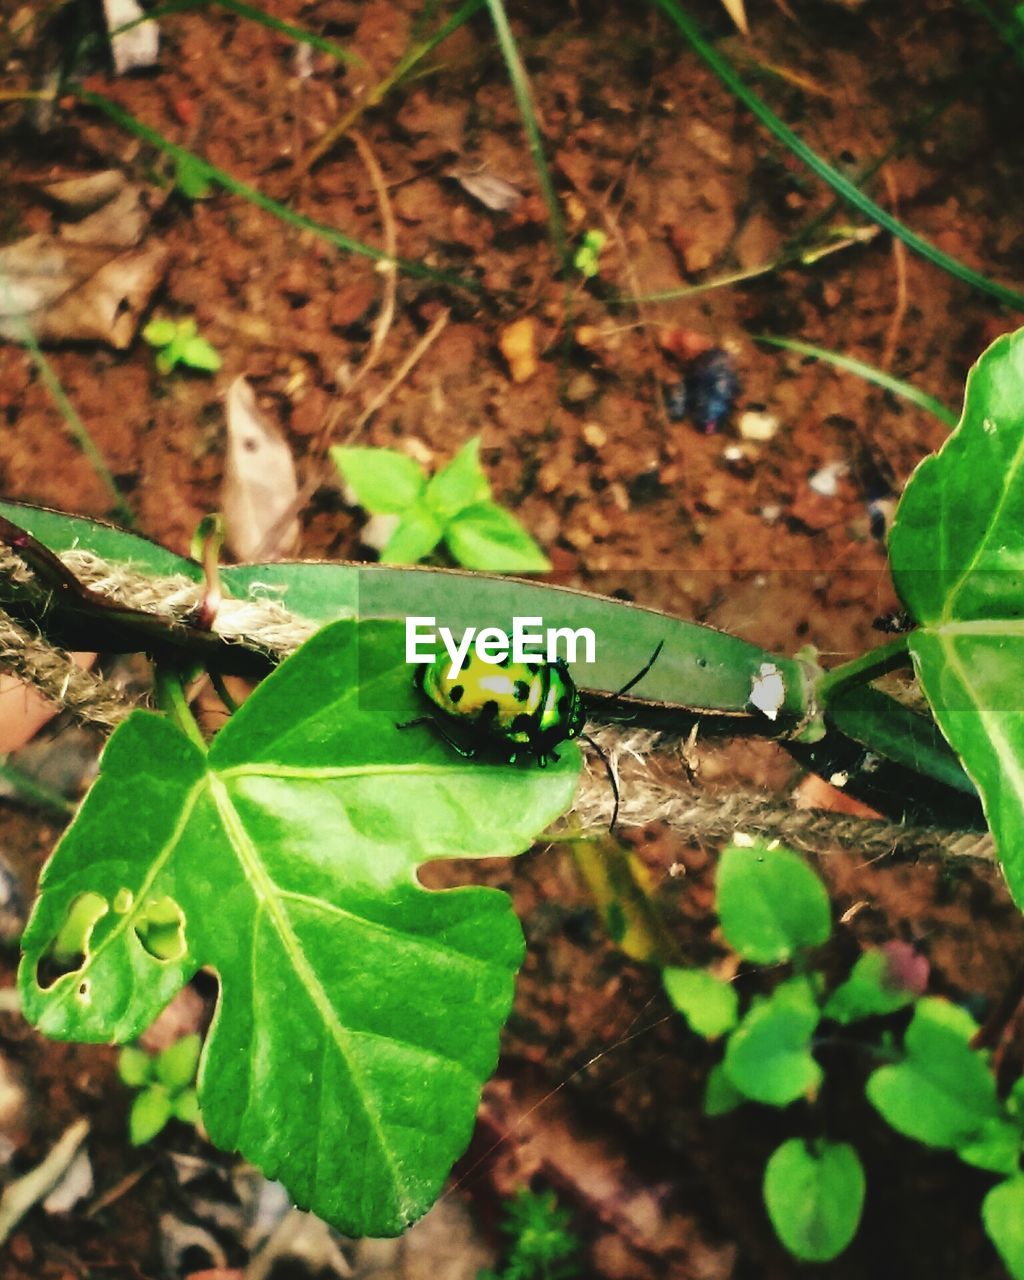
686,347,740,433
663,347,740,432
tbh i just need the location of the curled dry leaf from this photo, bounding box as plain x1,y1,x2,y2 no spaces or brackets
222,377,300,561
450,167,523,213
0,172,166,348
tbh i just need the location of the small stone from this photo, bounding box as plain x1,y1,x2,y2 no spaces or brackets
582,421,607,448
499,317,538,383
808,460,849,497
739,409,779,441
564,371,598,404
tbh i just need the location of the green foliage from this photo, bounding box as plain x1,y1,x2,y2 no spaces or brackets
479,1188,582,1280
822,949,917,1024
142,316,222,375
889,327,1024,909
716,840,832,963
20,620,577,1236
663,839,1024,1270
573,229,607,279
174,153,214,200
723,977,822,1106
117,1033,202,1145
865,999,1021,1174
763,1139,865,1263
332,437,551,572
662,967,738,1039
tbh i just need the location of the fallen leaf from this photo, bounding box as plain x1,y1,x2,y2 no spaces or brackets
450,167,523,213
222,377,300,561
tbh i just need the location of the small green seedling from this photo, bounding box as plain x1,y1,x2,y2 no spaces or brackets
573,229,606,280
118,1032,202,1146
142,316,222,375
479,1187,582,1280
331,436,550,572
663,840,1024,1273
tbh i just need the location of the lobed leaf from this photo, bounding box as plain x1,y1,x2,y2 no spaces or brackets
19,620,579,1235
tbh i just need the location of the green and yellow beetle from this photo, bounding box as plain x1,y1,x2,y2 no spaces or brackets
405,650,585,766
399,639,663,824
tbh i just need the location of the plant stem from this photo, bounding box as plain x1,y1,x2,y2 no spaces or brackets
154,669,207,752
0,760,75,820
817,636,913,707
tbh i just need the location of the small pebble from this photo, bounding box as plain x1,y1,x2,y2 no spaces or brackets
738,409,779,442
582,421,607,448
808,460,849,497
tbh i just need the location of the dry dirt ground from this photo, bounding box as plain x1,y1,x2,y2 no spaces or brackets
1,0,1024,1276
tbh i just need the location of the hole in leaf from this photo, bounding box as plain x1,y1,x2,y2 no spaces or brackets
77,979,91,1003
113,888,134,913
37,891,108,989
133,896,186,962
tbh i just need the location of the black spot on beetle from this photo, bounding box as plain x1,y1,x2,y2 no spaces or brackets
480,700,500,722
527,663,540,675
513,680,530,702
449,685,464,703
511,713,535,733
497,653,511,667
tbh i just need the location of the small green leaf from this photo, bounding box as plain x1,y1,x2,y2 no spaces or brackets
172,1087,201,1124
331,447,426,515
118,1044,154,1088
180,336,222,373
142,318,178,348
663,967,738,1040
444,502,551,572
156,1033,201,1090
983,1178,1024,1280
958,1117,1023,1175
704,1061,743,1116
724,978,821,1106
866,998,1008,1160
130,1085,173,1145
763,1139,864,1263
381,504,445,564
716,841,831,963
425,437,491,522
823,949,917,1025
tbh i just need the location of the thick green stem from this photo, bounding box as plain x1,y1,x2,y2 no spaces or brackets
154,669,207,752
817,635,912,707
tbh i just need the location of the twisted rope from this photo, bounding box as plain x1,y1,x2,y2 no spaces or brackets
0,548,991,862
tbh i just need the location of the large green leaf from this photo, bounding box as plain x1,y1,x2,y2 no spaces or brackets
889,328,1024,905
18,619,578,1235
984,1178,1024,1280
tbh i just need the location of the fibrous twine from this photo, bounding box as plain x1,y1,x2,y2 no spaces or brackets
0,548,991,863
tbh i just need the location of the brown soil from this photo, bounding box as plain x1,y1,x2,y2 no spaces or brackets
1,0,1024,1277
